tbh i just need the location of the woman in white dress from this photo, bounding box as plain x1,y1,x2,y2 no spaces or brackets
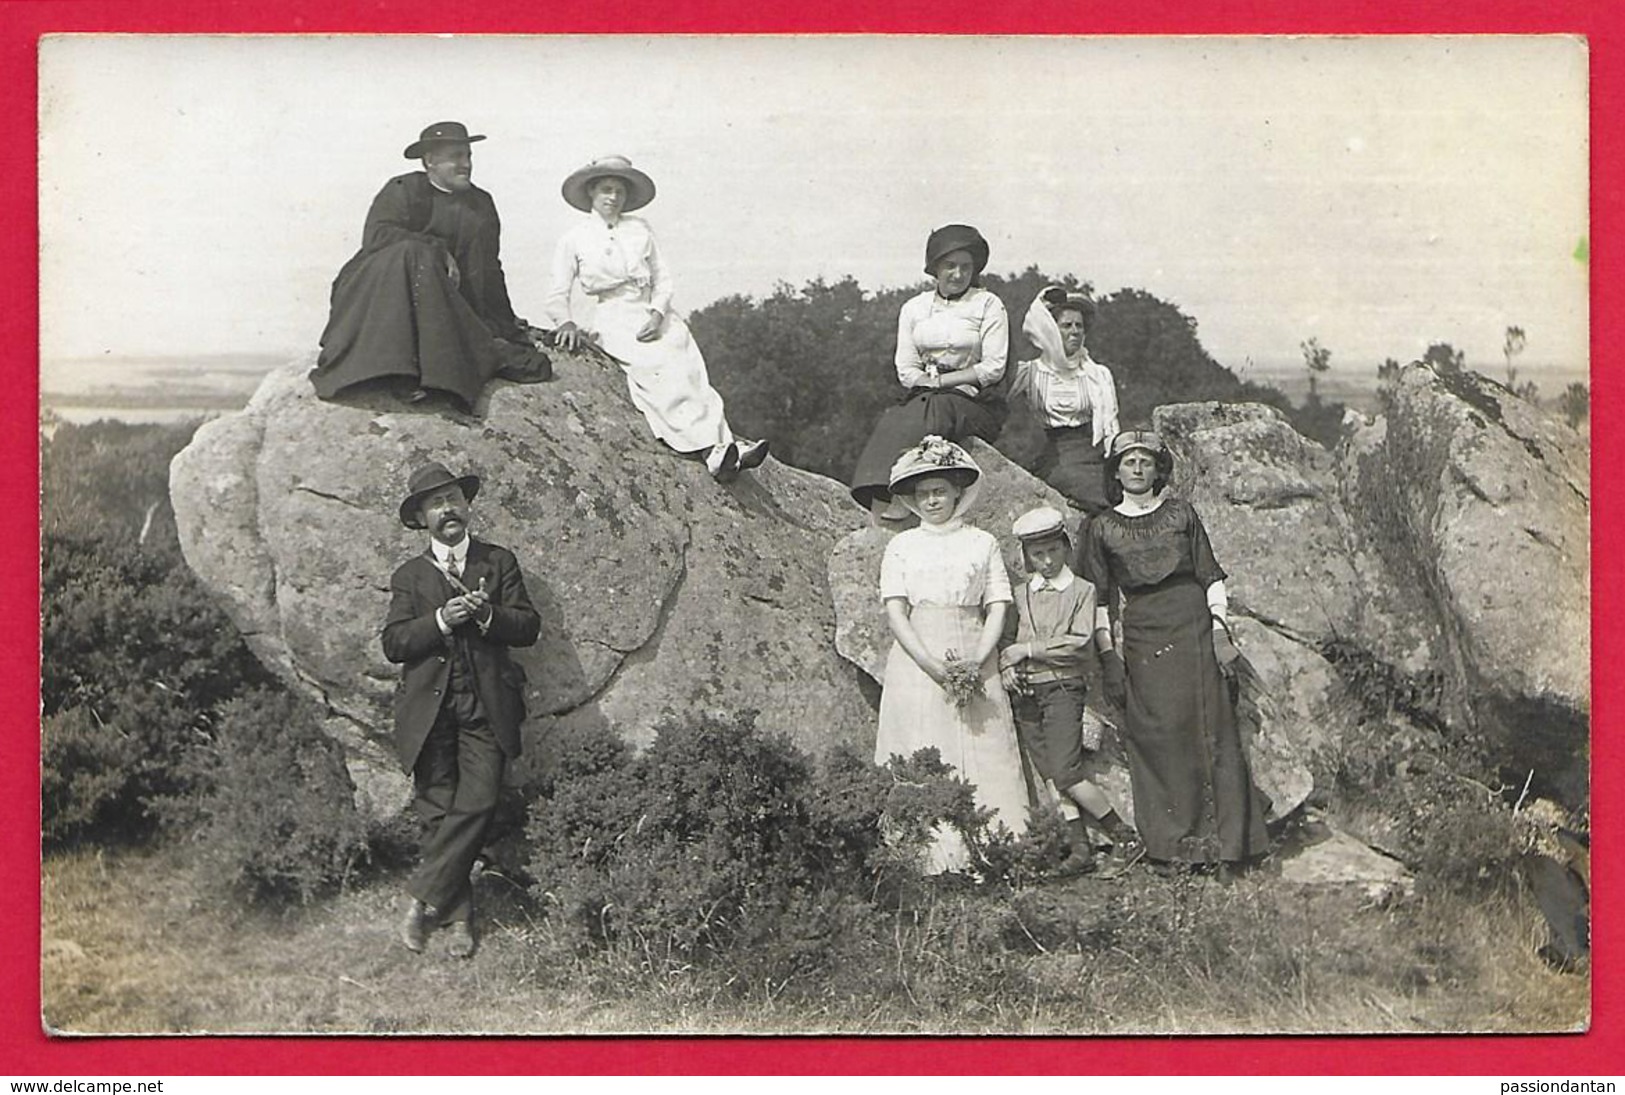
546,156,768,482
876,436,1031,872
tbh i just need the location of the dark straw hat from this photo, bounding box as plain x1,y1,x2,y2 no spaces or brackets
403,121,487,159
561,155,657,213
923,223,990,277
1039,283,1097,329
398,462,481,529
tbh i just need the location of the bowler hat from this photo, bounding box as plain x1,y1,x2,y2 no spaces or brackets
561,155,657,213
404,121,487,160
923,224,990,277
398,462,481,529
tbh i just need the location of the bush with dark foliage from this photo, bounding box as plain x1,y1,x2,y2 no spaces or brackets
159,687,370,903
524,713,1036,985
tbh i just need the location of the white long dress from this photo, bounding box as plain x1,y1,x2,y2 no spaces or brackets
877,521,1031,872
545,213,734,453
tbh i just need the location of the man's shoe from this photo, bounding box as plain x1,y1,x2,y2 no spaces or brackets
446,919,477,959
399,897,431,953
737,439,771,471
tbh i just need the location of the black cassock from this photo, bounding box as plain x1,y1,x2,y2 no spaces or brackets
311,171,539,408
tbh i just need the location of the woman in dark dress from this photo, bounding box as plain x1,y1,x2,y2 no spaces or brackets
849,224,1009,519
1080,429,1269,867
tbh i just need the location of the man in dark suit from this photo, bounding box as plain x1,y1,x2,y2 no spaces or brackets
310,121,550,410
383,462,540,957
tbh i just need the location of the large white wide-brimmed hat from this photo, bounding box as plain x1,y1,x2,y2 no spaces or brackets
561,155,656,213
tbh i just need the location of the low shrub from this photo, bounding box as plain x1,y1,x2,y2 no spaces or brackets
524,713,1029,991
158,687,370,903
42,420,280,849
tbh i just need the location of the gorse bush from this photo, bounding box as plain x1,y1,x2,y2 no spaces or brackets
43,420,275,845
41,421,360,902
158,688,370,903
524,713,1041,987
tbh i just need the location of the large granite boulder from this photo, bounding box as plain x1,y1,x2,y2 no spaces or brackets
1339,365,1590,804
170,350,873,813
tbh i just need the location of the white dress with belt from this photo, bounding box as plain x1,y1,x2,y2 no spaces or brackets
545,213,734,453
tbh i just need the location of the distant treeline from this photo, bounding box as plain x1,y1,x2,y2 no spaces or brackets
691,267,1346,482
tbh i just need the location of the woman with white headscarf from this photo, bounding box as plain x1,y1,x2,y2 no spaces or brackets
1009,285,1120,514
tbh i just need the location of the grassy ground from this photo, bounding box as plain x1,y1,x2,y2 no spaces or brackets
41,841,1587,1036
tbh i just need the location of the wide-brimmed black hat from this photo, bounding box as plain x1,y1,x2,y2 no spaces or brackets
561,155,657,213
923,224,990,277
398,462,481,528
404,121,487,160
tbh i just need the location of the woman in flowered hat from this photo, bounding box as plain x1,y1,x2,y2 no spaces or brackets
1009,285,1119,514
876,436,1030,873
849,224,1010,519
1079,430,1269,871
545,156,769,483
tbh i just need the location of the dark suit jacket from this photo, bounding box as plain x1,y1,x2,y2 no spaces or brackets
381,538,541,772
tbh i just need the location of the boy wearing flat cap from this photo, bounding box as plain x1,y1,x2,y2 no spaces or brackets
382,462,540,958
1001,506,1141,877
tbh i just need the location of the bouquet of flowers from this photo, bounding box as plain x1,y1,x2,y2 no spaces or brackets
940,651,984,709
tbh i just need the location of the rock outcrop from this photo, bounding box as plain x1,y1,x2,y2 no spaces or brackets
172,351,1589,827
1340,366,1590,804
171,351,873,813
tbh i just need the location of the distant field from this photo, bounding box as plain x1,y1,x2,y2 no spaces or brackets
38,352,1590,424
40,353,289,419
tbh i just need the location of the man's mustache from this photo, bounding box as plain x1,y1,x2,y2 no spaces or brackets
435,511,465,528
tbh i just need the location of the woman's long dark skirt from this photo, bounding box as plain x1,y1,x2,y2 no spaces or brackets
849,388,1003,508
1119,580,1269,863
1036,425,1109,514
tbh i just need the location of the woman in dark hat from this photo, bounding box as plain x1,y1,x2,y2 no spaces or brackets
848,224,1010,518
543,155,768,483
1009,284,1120,514
1079,430,1269,872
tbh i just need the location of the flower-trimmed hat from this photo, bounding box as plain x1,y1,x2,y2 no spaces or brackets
888,435,980,493
889,436,983,524
561,155,657,213
399,462,481,529
923,224,990,277
403,121,486,159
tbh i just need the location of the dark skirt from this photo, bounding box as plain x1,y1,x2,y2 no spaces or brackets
849,388,1004,508
1118,579,1269,863
311,238,505,409
1036,425,1110,515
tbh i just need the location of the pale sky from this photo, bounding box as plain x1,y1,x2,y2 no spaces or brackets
39,34,1589,377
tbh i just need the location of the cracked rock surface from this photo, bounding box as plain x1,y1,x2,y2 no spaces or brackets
170,349,872,813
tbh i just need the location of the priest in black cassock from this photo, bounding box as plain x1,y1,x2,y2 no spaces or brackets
310,121,550,410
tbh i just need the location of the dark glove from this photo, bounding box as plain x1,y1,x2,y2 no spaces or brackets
1212,619,1241,677
1100,650,1128,708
